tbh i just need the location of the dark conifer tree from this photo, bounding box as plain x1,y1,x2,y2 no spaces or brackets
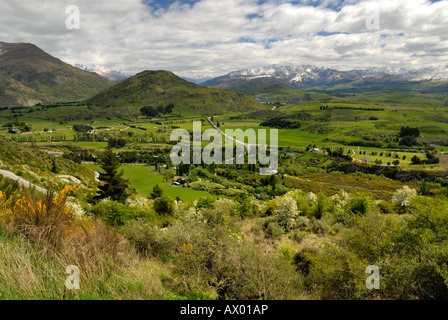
151,184,163,199
96,146,129,202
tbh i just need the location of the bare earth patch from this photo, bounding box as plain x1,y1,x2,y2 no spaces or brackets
438,155,448,171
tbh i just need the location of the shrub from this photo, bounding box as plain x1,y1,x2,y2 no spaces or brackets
293,250,314,276
172,229,302,300
274,196,299,231
196,197,214,209
234,193,256,218
418,180,430,196
331,190,350,214
308,217,329,235
305,211,448,299
314,193,330,219
295,215,310,230
125,195,153,209
377,200,395,214
411,155,421,165
65,197,85,218
266,221,285,238
91,199,132,226
150,184,163,199
207,198,234,225
306,192,318,204
407,197,448,242
122,219,154,256
0,186,79,249
92,198,153,226
348,194,371,215
290,230,307,243
392,186,417,210
72,124,93,133
153,195,175,216
262,198,279,216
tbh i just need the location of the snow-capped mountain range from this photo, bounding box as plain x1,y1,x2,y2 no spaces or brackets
74,62,448,88
181,75,215,84
226,64,348,87
201,64,448,88
343,66,409,78
75,64,132,82
397,67,448,82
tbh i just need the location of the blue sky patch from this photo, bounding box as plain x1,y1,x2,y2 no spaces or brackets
143,0,201,11
317,31,350,37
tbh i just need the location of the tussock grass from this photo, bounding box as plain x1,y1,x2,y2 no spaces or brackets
0,186,174,300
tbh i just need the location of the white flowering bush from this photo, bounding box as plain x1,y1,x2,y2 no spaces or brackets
214,198,234,216
66,197,85,219
174,200,183,214
99,197,112,205
275,196,299,230
331,189,351,214
392,186,417,208
183,206,206,223
285,189,303,198
307,192,318,204
125,195,153,209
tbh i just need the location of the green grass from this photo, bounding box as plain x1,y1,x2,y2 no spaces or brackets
85,164,215,202
1,90,448,173
219,124,326,148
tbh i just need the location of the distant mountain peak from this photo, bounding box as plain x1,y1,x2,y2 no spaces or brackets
181,74,215,85
74,64,132,82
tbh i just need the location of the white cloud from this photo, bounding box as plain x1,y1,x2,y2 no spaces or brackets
0,0,447,77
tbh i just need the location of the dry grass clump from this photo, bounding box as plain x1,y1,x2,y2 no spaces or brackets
0,186,168,299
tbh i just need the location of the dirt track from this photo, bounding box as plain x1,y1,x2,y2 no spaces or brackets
438,155,448,171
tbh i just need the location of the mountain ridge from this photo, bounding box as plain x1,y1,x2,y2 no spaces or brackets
0,42,114,107
87,70,263,116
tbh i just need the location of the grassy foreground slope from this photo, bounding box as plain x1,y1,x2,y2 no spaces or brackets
1,179,448,300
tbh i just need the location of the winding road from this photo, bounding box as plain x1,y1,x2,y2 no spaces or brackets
0,170,83,194
0,169,47,193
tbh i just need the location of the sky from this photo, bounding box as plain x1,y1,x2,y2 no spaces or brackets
0,0,447,78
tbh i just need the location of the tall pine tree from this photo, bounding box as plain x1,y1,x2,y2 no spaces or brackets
96,146,129,203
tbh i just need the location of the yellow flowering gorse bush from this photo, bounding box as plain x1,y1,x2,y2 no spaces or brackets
0,185,80,248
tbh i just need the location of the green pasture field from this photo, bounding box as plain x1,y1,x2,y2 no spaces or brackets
349,150,445,171
347,91,447,106
1,98,447,172
84,164,216,202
